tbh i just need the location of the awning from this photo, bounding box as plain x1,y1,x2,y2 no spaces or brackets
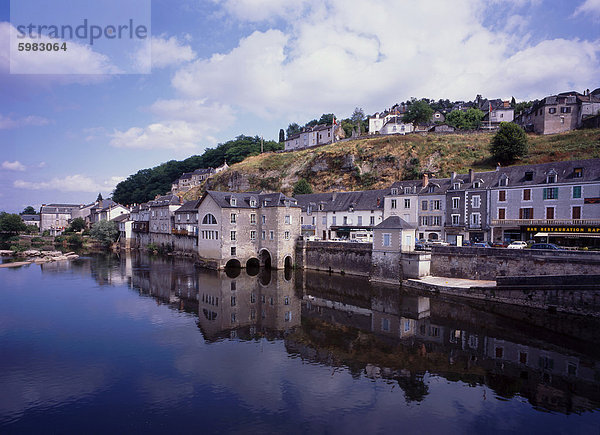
536,232,600,238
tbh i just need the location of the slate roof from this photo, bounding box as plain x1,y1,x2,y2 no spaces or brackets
493,159,600,187
21,214,40,222
174,199,201,213
374,216,417,229
40,204,80,214
204,191,298,209
295,189,389,212
148,194,182,207
111,213,130,223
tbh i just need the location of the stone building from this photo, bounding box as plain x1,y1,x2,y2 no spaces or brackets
39,203,81,235
197,191,301,269
148,194,182,246
172,199,200,253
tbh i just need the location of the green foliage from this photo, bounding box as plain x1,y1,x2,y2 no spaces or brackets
112,135,282,205
90,220,119,247
340,119,355,137
42,230,50,237
67,234,84,247
279,129,285,143
446,108,485,130
490,122,529,163
318,113,334,125
293,179,313,195
0,212,27,234
24,224,39,234
402,99,434,126
21,206,37,215
286,123,301,138
31,237,44,244
97,193,103,202
68,217,86,232
514,100,534,115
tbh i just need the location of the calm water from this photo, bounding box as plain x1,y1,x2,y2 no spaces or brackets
1,253,599,434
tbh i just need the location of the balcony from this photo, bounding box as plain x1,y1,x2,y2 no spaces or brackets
492,219,600,227
172,228,189,236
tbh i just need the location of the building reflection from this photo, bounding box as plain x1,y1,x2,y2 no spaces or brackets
290,269,600,414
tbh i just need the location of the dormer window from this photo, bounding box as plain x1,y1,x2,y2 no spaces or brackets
574,168,583,178
231,197,237,206
499,175,508,187
473,181,480,188
250,198,257,207
404,187,411,195
546,171,557,184
391,188,398,195
428,185,435,193
318,204,324,211
453,183,460,190
524,171,534,181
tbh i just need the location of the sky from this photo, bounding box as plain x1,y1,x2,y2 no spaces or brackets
0,0,599,213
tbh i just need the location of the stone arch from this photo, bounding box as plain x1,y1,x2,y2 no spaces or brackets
284,255,293,269
246,257,260,276
428,233,438,240
259,248,272,269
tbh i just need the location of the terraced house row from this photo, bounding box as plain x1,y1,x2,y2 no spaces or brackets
296,158,600,247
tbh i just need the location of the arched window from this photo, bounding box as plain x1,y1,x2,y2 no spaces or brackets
202,213,217,225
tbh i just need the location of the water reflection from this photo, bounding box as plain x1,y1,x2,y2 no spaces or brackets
35,253,600,416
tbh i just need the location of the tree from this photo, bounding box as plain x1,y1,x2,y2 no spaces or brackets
293,179,313,195
21,206,37,215
90,220,119,247
402,99,434,126
510,96,516,108
286,123,301,138
279,129,285,143
0,212,27,234
351,107,365,134
68,217,86,232
514,100,533,115
318,113,334,125
446,108,484,130
97,193,103,202
490,122,528,164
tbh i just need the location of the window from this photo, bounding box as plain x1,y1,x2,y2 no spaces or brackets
473,181,480,188
453,183,460,190
519,352,528,364
300,216,304,224
546,173,557,183
498,208,506,220
422,200,428,211
177,215,181,222
285,215,291,224
186,213,190,221
543,187,558,199
284,231,290,240
231,281,236,291
404,198,411,208
452,197,460,209
261,215,266,224
261,230,266,239
269,230,274,240
428,185,435,193
230,231,236,241
451,214,460,225
250,213,256,224
370,216,375,225
432,200,441,210
332,216,337,225
432,216,441,226
357,216,362,226
560,106,571,113
572,206,581,219
472,195,481,208
495,347,504,359
230,197,237,206
574,168,583,178
524,171,534,181
404,187,411,194
343,216,348,225
250,198,257,207
231,296,236,307
421,216,429,226
573,186,582,198
230,213,237,224
230,246,236,256
546,207,554,219
523,189,531,201
381,318,390,332
471,213,480,226
548,107,556,114
391,188,398,195
499,177,508,186
322,216,326,225
311,216,316,225
498,190,506,202
383,233,391,247
250,230,256,240
391,199,397,209
519,208,533,219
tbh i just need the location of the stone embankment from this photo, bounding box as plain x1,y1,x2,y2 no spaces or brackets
0,250,79,268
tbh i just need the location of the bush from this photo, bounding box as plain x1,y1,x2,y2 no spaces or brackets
90,220,119,247
490,122,528,163
67,234,84,247
293,178,313,195
31,237,44,244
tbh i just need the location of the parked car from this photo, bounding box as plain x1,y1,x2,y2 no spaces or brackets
414,241,426,251
529,243,564,250
491,240,507,248
430,240,450,246
473,242,489,248
461,240,473,247
507,241,527,249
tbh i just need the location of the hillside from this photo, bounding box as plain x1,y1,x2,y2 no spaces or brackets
181,128,600,200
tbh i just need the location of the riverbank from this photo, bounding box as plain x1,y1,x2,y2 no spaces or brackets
0,249,80,267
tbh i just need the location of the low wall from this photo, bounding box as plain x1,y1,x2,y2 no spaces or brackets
302,241,372,277
431,246,600,280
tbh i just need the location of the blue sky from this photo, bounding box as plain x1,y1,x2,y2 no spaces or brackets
1,0,599,213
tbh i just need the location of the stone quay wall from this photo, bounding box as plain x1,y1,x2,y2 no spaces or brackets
431,246,600,280
297,241,373,277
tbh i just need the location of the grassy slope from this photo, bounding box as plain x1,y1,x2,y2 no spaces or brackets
182,128,600,200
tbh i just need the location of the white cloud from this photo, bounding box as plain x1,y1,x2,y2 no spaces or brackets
13,174,124,193
2,161,26,171
0,114,51,130
573,0,600,17
166,0,600,121
108,100,234,149
150,36,197,69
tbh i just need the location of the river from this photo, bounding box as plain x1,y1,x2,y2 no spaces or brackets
1,252,598,433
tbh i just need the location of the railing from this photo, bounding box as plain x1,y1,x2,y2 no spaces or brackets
492,219,600,226
172,228,189,236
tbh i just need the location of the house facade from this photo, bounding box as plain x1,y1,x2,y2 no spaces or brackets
284,124,340,151
148,194,183,246
197,191,301,269
173,199,200,253
40,203,81,235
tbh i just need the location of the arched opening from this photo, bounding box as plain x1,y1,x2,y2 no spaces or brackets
259,267,272,286
284,266,292,281
246,258,260,276
224,259,241,278
284,256,293,269
428,233,438,240
259,249,272,269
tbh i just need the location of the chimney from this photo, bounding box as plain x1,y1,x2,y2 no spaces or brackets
451,171,456,181
376,197,381,207
422,173,429,188
469,169,474,183
496,162,501,172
